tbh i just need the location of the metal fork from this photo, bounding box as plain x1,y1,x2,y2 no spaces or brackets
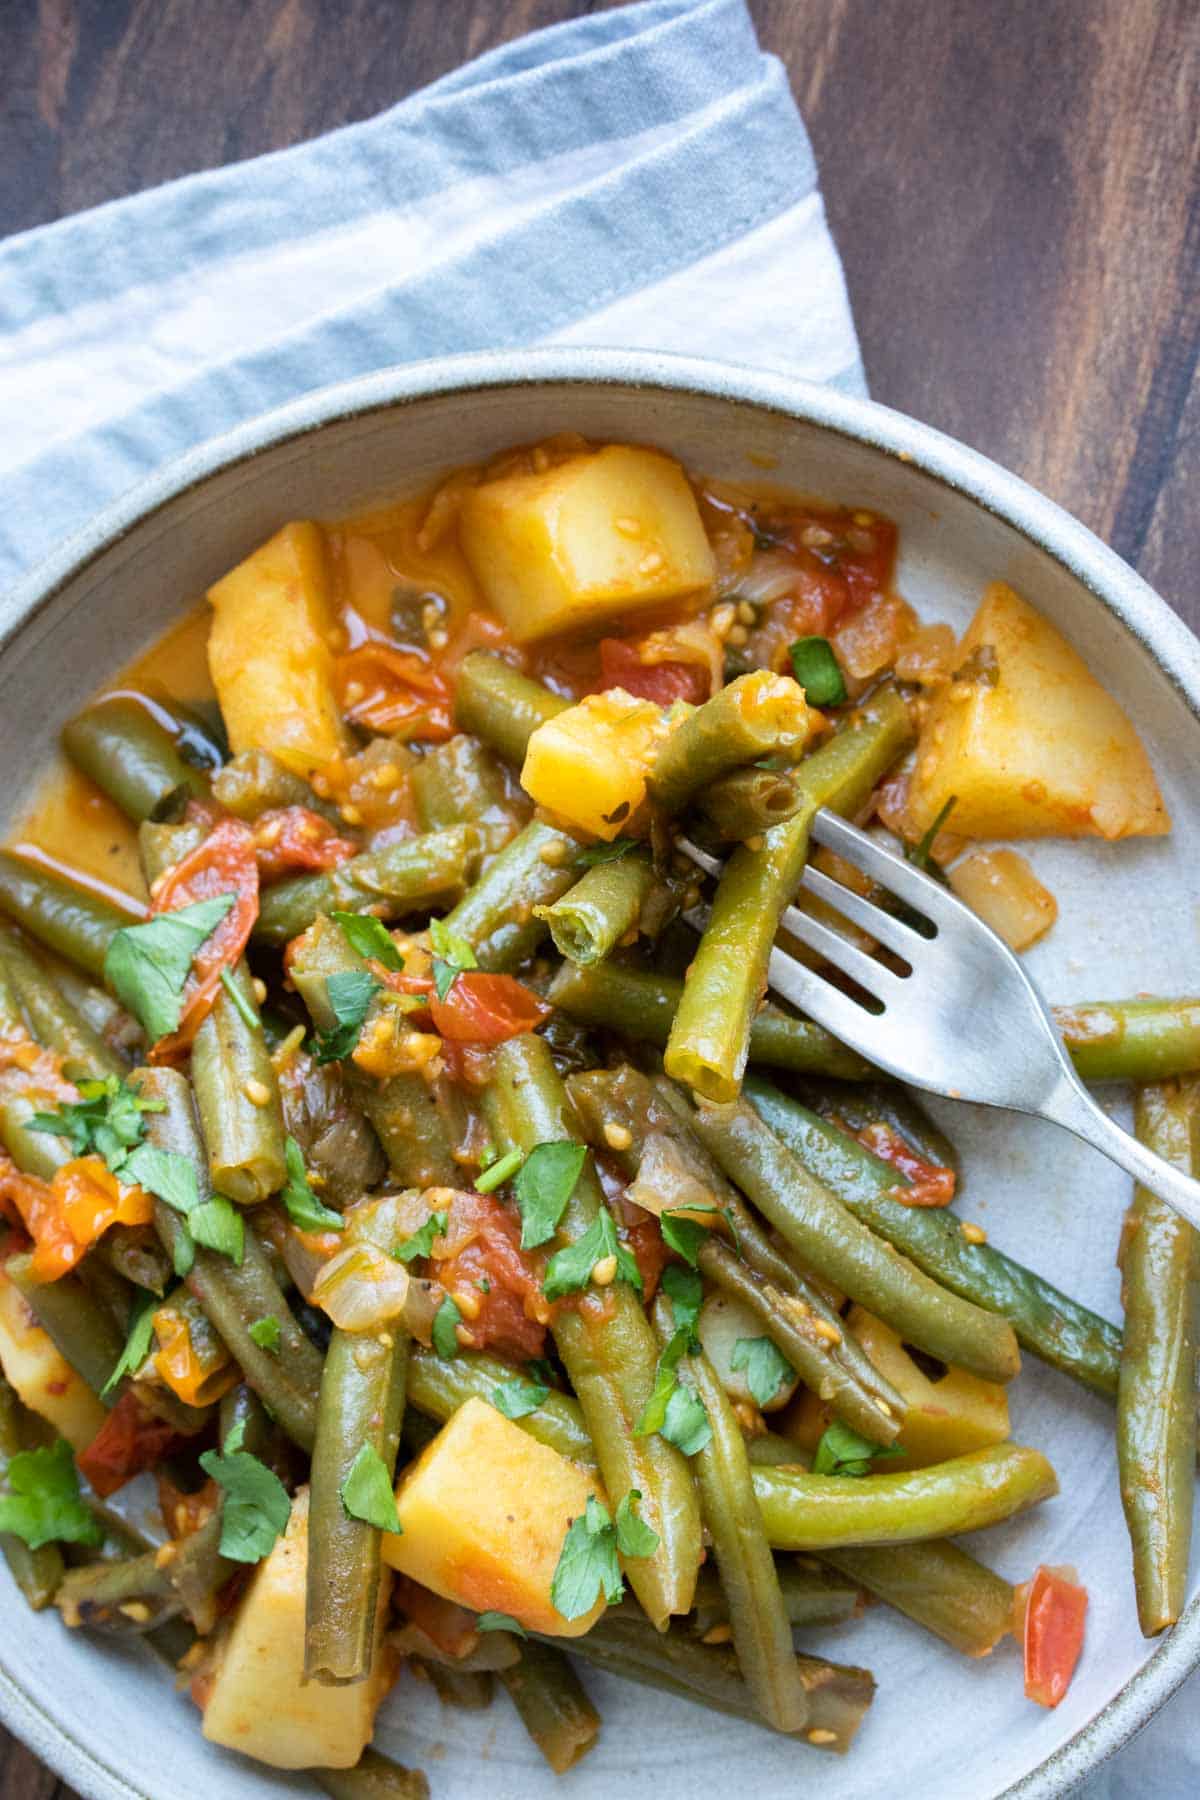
680,812,1200,1228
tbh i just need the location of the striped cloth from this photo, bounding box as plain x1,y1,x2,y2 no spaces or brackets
0,0,863,592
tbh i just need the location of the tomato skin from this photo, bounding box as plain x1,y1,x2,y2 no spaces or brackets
429,972,550,1044
78,1390,182,1499
433,1190,548,1362
597,638,710,706
253,807,357,883
334,644,454,741
857,1122,956,1208
1021,1565,1088,1708
150,814,259,1057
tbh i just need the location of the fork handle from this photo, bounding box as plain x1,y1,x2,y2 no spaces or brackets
1040,1072,1200,1233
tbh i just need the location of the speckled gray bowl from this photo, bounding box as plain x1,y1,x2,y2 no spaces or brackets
2,349,1199,1800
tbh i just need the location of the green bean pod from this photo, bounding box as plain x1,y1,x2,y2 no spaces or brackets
665,686,912,1103
0,925,126,1080
315,1750,430,1800
453,652,569,767
0,1377,63,1608
535,852,655,966
687,1091,1020,1382
654,1293,808,1732
753,1445,1057,1550
439,820,581,970
62,694,207,824
1117,1079,1200,1635
1056,998,1200,1083
306,1326,408,1685
0,851,134,980
822,1541,1015,1658
411,734,524,851
498,1642,601,1773
255,825,477,946
747,1076,1123,1395
136,1067,322,1451
648,671,815,816
488,1036,702,1628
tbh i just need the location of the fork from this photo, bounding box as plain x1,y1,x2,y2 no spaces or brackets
679,811,1200,1227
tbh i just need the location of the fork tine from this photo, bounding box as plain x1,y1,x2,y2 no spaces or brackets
810,810,960,921
792,865,926,961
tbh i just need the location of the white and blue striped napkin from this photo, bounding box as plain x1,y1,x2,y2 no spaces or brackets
0,0,863,592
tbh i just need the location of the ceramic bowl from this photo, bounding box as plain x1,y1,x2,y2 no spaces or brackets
2,349,1198,1800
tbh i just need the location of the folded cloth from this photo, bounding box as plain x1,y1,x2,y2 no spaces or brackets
0,0,863,591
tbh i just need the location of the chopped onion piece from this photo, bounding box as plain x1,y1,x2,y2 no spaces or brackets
949,849,1058,951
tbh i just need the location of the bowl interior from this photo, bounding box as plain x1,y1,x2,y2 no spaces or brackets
2,366,1197,1800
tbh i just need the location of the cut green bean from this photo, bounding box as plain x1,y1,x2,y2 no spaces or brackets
136,1067,322,1451
439,820,581,970
499,1642,601,1773
487,1036,701,1627
753,1445,1057,1550
315,1750,430,1800
1117,1079,1200,1635
649,670,815,817
0,851,134,980
62,694,207,824
255,825,476,946
665,686,912,1102
686,1090,1020,1382
535,851,655,966
0,1377,63,1608
453,652,569,767
822,1541,1015,1658
653,1292,807,1732
307,1326,408,1685
747,1075,1123,1395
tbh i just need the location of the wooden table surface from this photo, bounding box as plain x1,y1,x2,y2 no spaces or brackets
0,0,1197,1792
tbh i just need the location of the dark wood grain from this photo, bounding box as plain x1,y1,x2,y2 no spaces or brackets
0,0,1196,1793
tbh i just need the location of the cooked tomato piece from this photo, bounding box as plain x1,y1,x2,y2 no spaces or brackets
429,972,550,1044
856,1122,956,1208
433,1190,548,1362
334,644,454,741
150,814,259,1058
78,1390,182,1499
597,638,710,706
1020,1565,1088,1707
253,807,357,883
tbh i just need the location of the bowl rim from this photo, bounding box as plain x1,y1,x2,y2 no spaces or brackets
2,344,1198,1800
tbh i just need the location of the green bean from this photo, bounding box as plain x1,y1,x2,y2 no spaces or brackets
6,1253,125,1399
191,965,287,1205
439,819,581,970
213,748,341,825
315,1749,430,1800
796,1077,960,1179
1117,1079,1200,1635
136,1067,322,1451
62,694,206,824
535,852,655,966
0,852,133,980
822,1541,1015,1658
687,1090,1020,1382
701,764,811,839
0,925,125,1080
406,1346,593,1464
653,1292,807,1731
0,1377,63,1608
747,1075,1124,1395
453,652,569,767
684,1559,862,1636
1056,998,1200,1083
754,1445,1057,1550
665,686,912,1102
487,1036,701,1627
55,1549,181,1634
255,825,477,946
649,671,814,817
499,1642,601,1773
547,961,872,1078
566,1064,903,1442
411,734,524,851
307,1326,408,1685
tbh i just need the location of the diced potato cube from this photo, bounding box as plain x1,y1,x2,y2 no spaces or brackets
697,1294,799,1413
200,1489,393,1769
459,445,716,642
381,1396,606,1636
207,522,351,778
785,1306,1009,1469
907,583,1169,840
522,688,669,840
0,1266,104,1451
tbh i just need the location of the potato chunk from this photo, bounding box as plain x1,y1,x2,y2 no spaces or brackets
0,1266,104,1450
207,522,351,778
907,583,1168,840
381,1397,606,1636
200,1489,393,1770
459,445,716,642
522,688,670,840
